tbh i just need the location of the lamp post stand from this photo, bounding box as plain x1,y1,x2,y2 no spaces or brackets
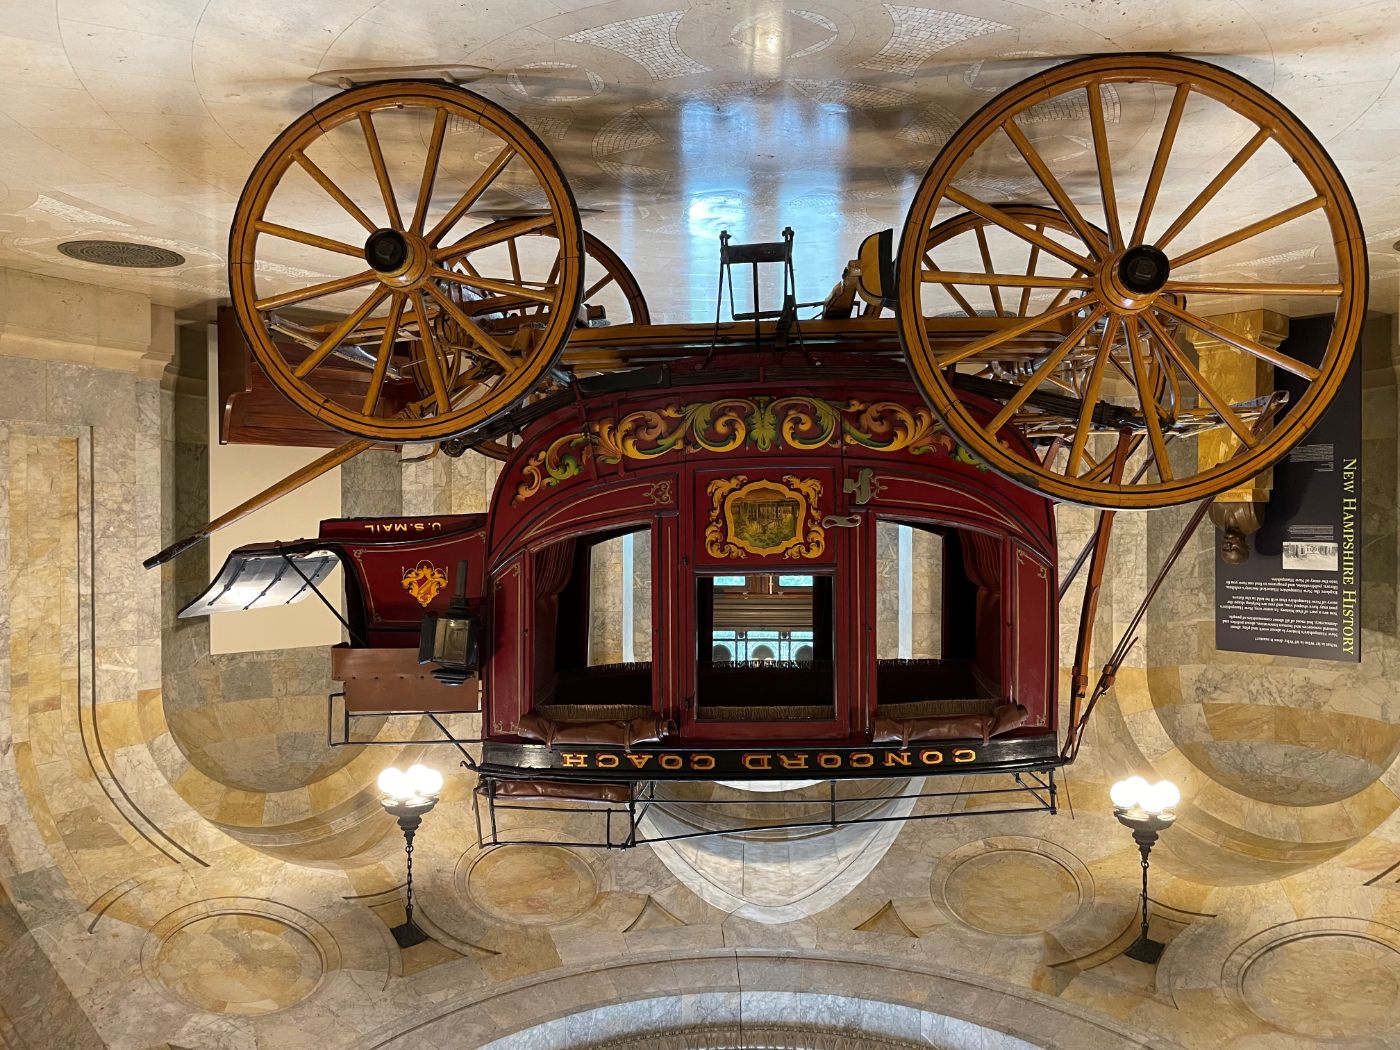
385,799,437,948
1114,808,1176,964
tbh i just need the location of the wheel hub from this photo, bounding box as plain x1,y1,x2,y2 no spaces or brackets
365,228,430,287
1097,245,1171,313
1118,246,1170,295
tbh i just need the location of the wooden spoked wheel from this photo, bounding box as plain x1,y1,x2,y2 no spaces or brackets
467,224,650,462
229,81,584,443
897,54,1366,509
441,220,650,332
922,205,1174,417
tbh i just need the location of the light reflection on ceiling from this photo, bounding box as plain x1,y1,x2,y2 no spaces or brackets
0,0,1397,319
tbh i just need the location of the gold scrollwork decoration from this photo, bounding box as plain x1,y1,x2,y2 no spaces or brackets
401,560,449,607
512,433,592,505
513,395,985,504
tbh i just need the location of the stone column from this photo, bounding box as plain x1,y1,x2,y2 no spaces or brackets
1186,308,1288,502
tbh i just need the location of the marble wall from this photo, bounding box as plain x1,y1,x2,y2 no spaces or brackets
4,264,1400,1049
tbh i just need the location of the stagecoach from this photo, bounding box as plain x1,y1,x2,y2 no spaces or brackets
157,54,1365,847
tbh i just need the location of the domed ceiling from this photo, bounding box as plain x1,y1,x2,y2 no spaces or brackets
1,4,1400,1050
1,0,1398,317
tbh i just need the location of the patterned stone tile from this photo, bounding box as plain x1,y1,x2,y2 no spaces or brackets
566,11,707,81
859,5,1009,75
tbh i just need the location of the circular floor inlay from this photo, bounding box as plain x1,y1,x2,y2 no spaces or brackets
466,845,598,925
154,913,324,1015
1241,934,1400,1040
942,849,1082,935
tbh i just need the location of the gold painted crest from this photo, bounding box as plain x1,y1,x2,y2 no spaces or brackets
401,560,449,607
705,475,825,559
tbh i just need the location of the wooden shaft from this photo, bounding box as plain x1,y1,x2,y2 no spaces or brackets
143,438,374,569
920,270,1092,289
1060,434,1130,761
254,219,363,258
1000,121,1108,257
975,226,1006,316
1169,196,1325,269
985,306,1106,434
944,188,1094,271
1156,299,1320,380
923,258,980,316
1130,84,1189,248
1154,128,1271,250
1086,80,1123,251
1066,316,1118,475
293,150,378,233
358,111,403,230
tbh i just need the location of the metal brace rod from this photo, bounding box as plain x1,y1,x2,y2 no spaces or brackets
278,548,367,647
1064,394,1288,762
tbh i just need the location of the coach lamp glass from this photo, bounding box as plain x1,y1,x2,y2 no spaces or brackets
419,559,478,685
1110,776,1180,964
379,764,443,948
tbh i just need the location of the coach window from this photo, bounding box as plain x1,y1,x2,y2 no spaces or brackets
695,573,835,721
530,527,653,721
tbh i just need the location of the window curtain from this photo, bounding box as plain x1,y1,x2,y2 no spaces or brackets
960,531,1002,687
532,538,577,703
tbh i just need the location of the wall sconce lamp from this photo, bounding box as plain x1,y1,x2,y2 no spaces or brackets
378,763,443,948
1110,775,1180,964
419,560,479,685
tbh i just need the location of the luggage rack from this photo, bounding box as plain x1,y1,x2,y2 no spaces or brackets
472,769,1057,850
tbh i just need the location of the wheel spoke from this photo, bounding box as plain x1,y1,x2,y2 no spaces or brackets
974,226,1006,316
432,266,556,304
1125,318,1174,481
1001,121,1108,257
408,291,452,413
943,188,1094,271
1170,197,1327,269
361,294,406,415
1130,83,1189,247
923,256,979,316
1082,434,1144,481
426,283,520,372
936,296,1093,368
986,306,1107,433
292,151,377,233
1107,350,1135,387
411,108,449,235
292,287,391,378
1086,81,1123,252
425,147,517,246
1151,334,1181,418
1140,310,1258,448
1154,128,1271,251
358,112,403,230
920,270,1093,290
583,271,615,302
1018,231,1042,317
1045,285,1079,312
1156,298,1320,380
253,268,377,311
1163,279,1342,296
535,255,564,317
507,235,522,284
1066,315,1118,476
254,220,363,258
434,214,554,261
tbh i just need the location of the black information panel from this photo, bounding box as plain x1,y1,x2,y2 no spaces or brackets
1215,315,1361,662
